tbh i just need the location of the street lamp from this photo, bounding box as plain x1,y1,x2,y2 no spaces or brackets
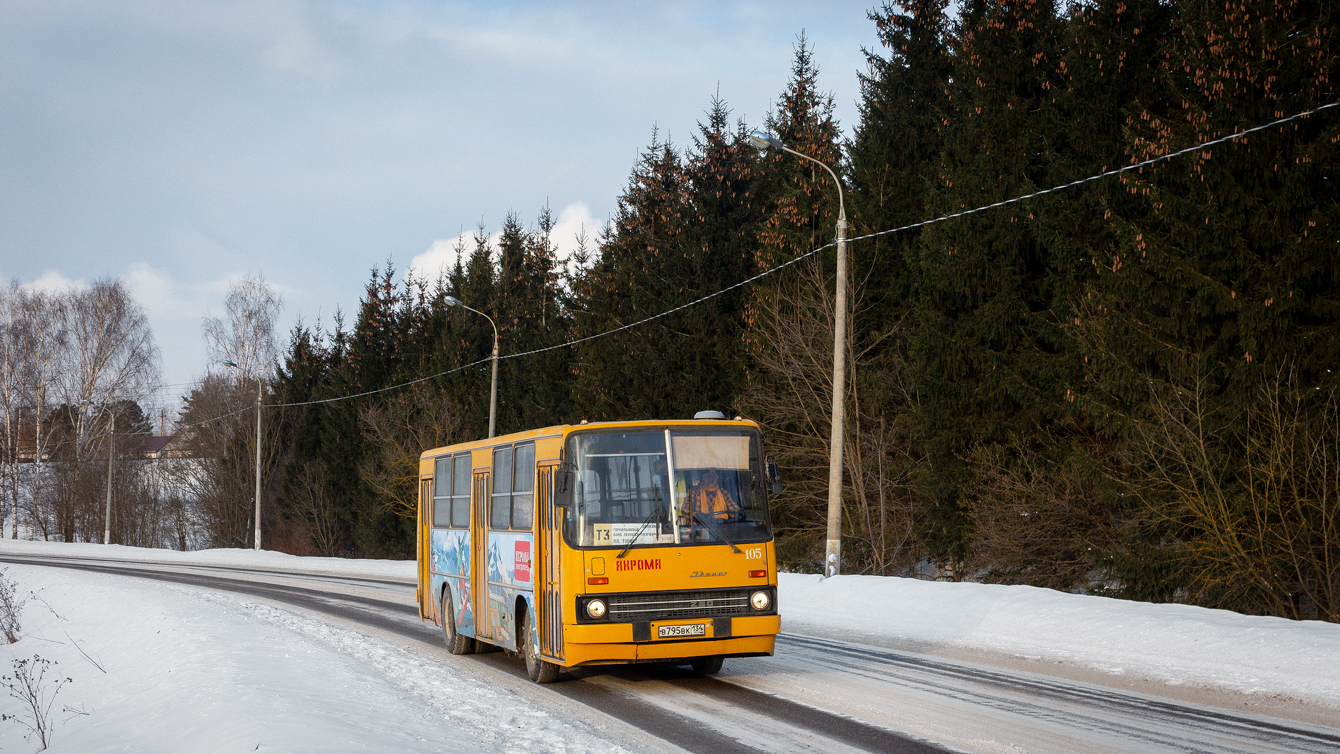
222,359,263,550
749,130,849,578
444,296,500,439
83,399,113,545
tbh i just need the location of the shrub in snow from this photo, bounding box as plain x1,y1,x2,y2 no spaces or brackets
2,655,73,751
0,568,24,643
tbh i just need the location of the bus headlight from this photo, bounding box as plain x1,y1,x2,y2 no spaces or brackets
750,590,771,611
585,598,608,620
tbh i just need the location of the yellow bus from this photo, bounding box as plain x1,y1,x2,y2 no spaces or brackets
416,414,781,683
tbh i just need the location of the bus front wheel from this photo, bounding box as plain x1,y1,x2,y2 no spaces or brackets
440,589,475,655
522,609,560,683
690,656,724,675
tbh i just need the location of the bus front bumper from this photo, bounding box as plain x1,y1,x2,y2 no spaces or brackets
560,615,779,667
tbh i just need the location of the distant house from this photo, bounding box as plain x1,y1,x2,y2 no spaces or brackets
7,431,196,463
144,434,192,460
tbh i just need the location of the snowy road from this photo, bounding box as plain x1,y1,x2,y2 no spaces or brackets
3,552,1338,754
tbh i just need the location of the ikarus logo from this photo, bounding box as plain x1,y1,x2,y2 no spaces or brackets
690,570,726,578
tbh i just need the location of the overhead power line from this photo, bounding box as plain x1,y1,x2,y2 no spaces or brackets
173,100,1337,430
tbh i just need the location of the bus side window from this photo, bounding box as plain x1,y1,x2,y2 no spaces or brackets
512,443,535,530
451,453,471,528
492,446,513,529
432,457,451,528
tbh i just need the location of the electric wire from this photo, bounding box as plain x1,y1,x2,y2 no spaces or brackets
171,101,1338,430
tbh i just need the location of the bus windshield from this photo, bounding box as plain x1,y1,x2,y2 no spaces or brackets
561,428,771,548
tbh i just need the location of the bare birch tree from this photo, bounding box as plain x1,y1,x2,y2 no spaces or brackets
51,279,159,542
60,278,160,426
202,274,282,382
16,290,68,540
188,275,283,547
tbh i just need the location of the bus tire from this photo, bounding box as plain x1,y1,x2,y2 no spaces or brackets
689,656,724,675
441,589,474,655
522,608,560,683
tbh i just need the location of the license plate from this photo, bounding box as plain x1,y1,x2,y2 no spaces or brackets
657,623,707,639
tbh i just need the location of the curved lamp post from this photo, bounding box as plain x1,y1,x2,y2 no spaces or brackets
83,399,113,545
445,296,499,439
749,130,849,578
223,360,263,550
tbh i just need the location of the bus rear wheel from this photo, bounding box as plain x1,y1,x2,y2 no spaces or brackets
689,656,724,675
440,589,474,655
522,609,560,683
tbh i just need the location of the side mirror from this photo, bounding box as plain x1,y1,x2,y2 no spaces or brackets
554,462,576,506
766,456,782,496
554,463,576,498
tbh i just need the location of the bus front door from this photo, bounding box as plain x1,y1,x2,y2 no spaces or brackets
537,463,564,662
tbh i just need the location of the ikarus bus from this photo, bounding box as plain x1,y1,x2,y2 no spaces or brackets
416,414,781,682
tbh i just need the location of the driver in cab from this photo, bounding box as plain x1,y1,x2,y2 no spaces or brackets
682,469,740,527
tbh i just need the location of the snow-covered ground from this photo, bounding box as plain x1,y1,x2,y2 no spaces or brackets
781,573,1340,709
2,538,1338,754
0,561,630,753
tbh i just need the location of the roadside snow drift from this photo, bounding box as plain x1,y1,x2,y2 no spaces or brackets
780,572,1340,707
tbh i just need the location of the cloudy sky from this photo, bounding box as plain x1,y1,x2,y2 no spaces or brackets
1,0,882,412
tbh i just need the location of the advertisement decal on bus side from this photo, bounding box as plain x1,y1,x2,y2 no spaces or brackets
430,528,475,637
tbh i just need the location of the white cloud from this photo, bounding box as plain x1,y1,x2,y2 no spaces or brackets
408,202,603,284
408,235,465,282
408,227,509,284
20,268,87,294
549,202,603,265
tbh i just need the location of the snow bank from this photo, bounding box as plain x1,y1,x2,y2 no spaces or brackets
0,539,416,581
780,572,1340,707
0,564,625,753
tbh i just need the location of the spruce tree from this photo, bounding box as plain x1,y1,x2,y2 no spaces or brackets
495,210,570,432
911,0,1068,575
844,0,954,574
679,96,763,415
453,227,500,438
569,130,691,421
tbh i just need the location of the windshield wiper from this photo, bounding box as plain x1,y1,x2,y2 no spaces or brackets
617,499,663,559
691,512,742,553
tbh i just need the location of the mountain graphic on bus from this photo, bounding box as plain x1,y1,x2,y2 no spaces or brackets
487,538,508,582
430,529,470,577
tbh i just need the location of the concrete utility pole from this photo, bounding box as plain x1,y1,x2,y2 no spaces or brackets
749,130,849,578
444,296,500,438
84,398,114,545
104,409,114,545
253,375,262,550
223,360,264,550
